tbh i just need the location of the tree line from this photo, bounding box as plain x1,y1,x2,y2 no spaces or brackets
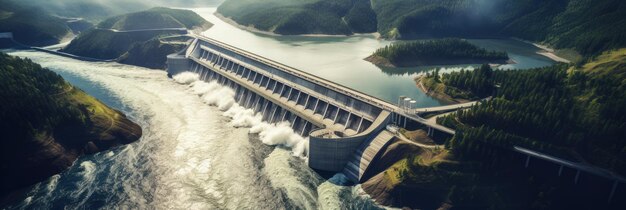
373,39,508,66
437,63,626,175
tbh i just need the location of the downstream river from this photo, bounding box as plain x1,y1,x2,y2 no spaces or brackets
5,6,556,209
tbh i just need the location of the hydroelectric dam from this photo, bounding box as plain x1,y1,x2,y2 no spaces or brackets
167,35,457,182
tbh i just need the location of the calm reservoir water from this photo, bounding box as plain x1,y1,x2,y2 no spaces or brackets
4,5,556,209
191,7,556,107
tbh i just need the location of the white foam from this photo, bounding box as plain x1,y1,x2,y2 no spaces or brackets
80,161,96,179
173,72,200,84
179,72,310,158
46,175,61,194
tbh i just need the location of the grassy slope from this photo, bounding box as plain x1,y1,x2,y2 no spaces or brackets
363,140,528,209
0,53,141,195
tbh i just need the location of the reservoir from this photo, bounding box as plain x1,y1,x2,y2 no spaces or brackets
191,7,556,107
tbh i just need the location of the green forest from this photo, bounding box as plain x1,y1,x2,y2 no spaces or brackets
219,0,626,56
96,7,212,31
217,0,376,35
433,49,626,175
0,0,72,46
0,52,141,195
370,39,508,67
0,53,80,143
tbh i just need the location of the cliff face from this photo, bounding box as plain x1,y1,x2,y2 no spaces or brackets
0,53,142,197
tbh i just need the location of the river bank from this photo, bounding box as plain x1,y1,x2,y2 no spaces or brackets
415,75,469,104
512,38,575,63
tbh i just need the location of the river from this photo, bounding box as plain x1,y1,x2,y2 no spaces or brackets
4,5,557,210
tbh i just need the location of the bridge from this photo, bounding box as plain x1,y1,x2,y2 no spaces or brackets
167,34,463,183
414,97,490,115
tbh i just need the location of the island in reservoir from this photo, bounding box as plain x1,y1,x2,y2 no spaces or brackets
365,39,510,67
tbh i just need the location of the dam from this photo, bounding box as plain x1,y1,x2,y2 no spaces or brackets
167,35,456,182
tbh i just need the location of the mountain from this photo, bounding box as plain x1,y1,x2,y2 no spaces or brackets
217,0,626,56
96,7,213,31
0,0,73,46
217,0,377,35
61,7,211,61
0,52,142,196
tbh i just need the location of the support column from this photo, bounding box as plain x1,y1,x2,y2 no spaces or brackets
312,98,320,113
343,113,352,129
252,96,261,111
558,165,564,176
525,155,531,168
295,92,302,106
278,83,286,96
258,99,268,115
333,108,340,123
300,121,309,136
252,72,258,84
303,95,311,108
574,170,581,184
286,86,294,100
244,93,253,108
322,104,330,119
356,117,364,132
281,111,288,121
269,106,279,122
291,117,298,129
403,116,407,128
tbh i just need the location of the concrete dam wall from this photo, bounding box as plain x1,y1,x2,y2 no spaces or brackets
167,36,401,174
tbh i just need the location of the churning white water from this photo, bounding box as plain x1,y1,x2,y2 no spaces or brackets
172,72,309,158
5,51,381,210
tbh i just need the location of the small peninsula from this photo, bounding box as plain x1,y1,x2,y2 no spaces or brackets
417,64,495,102
0,53,142,196
365,39,510,67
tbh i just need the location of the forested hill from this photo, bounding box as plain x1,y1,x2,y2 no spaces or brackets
217,0,626,56
0,0,73,46
367,39,509,67
435,49,626,176
61,8,210,61
96,7,213,31
0,53,142,196
217,0,377,35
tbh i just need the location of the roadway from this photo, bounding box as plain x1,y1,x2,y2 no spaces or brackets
514,146,626,183
415,97,491,114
